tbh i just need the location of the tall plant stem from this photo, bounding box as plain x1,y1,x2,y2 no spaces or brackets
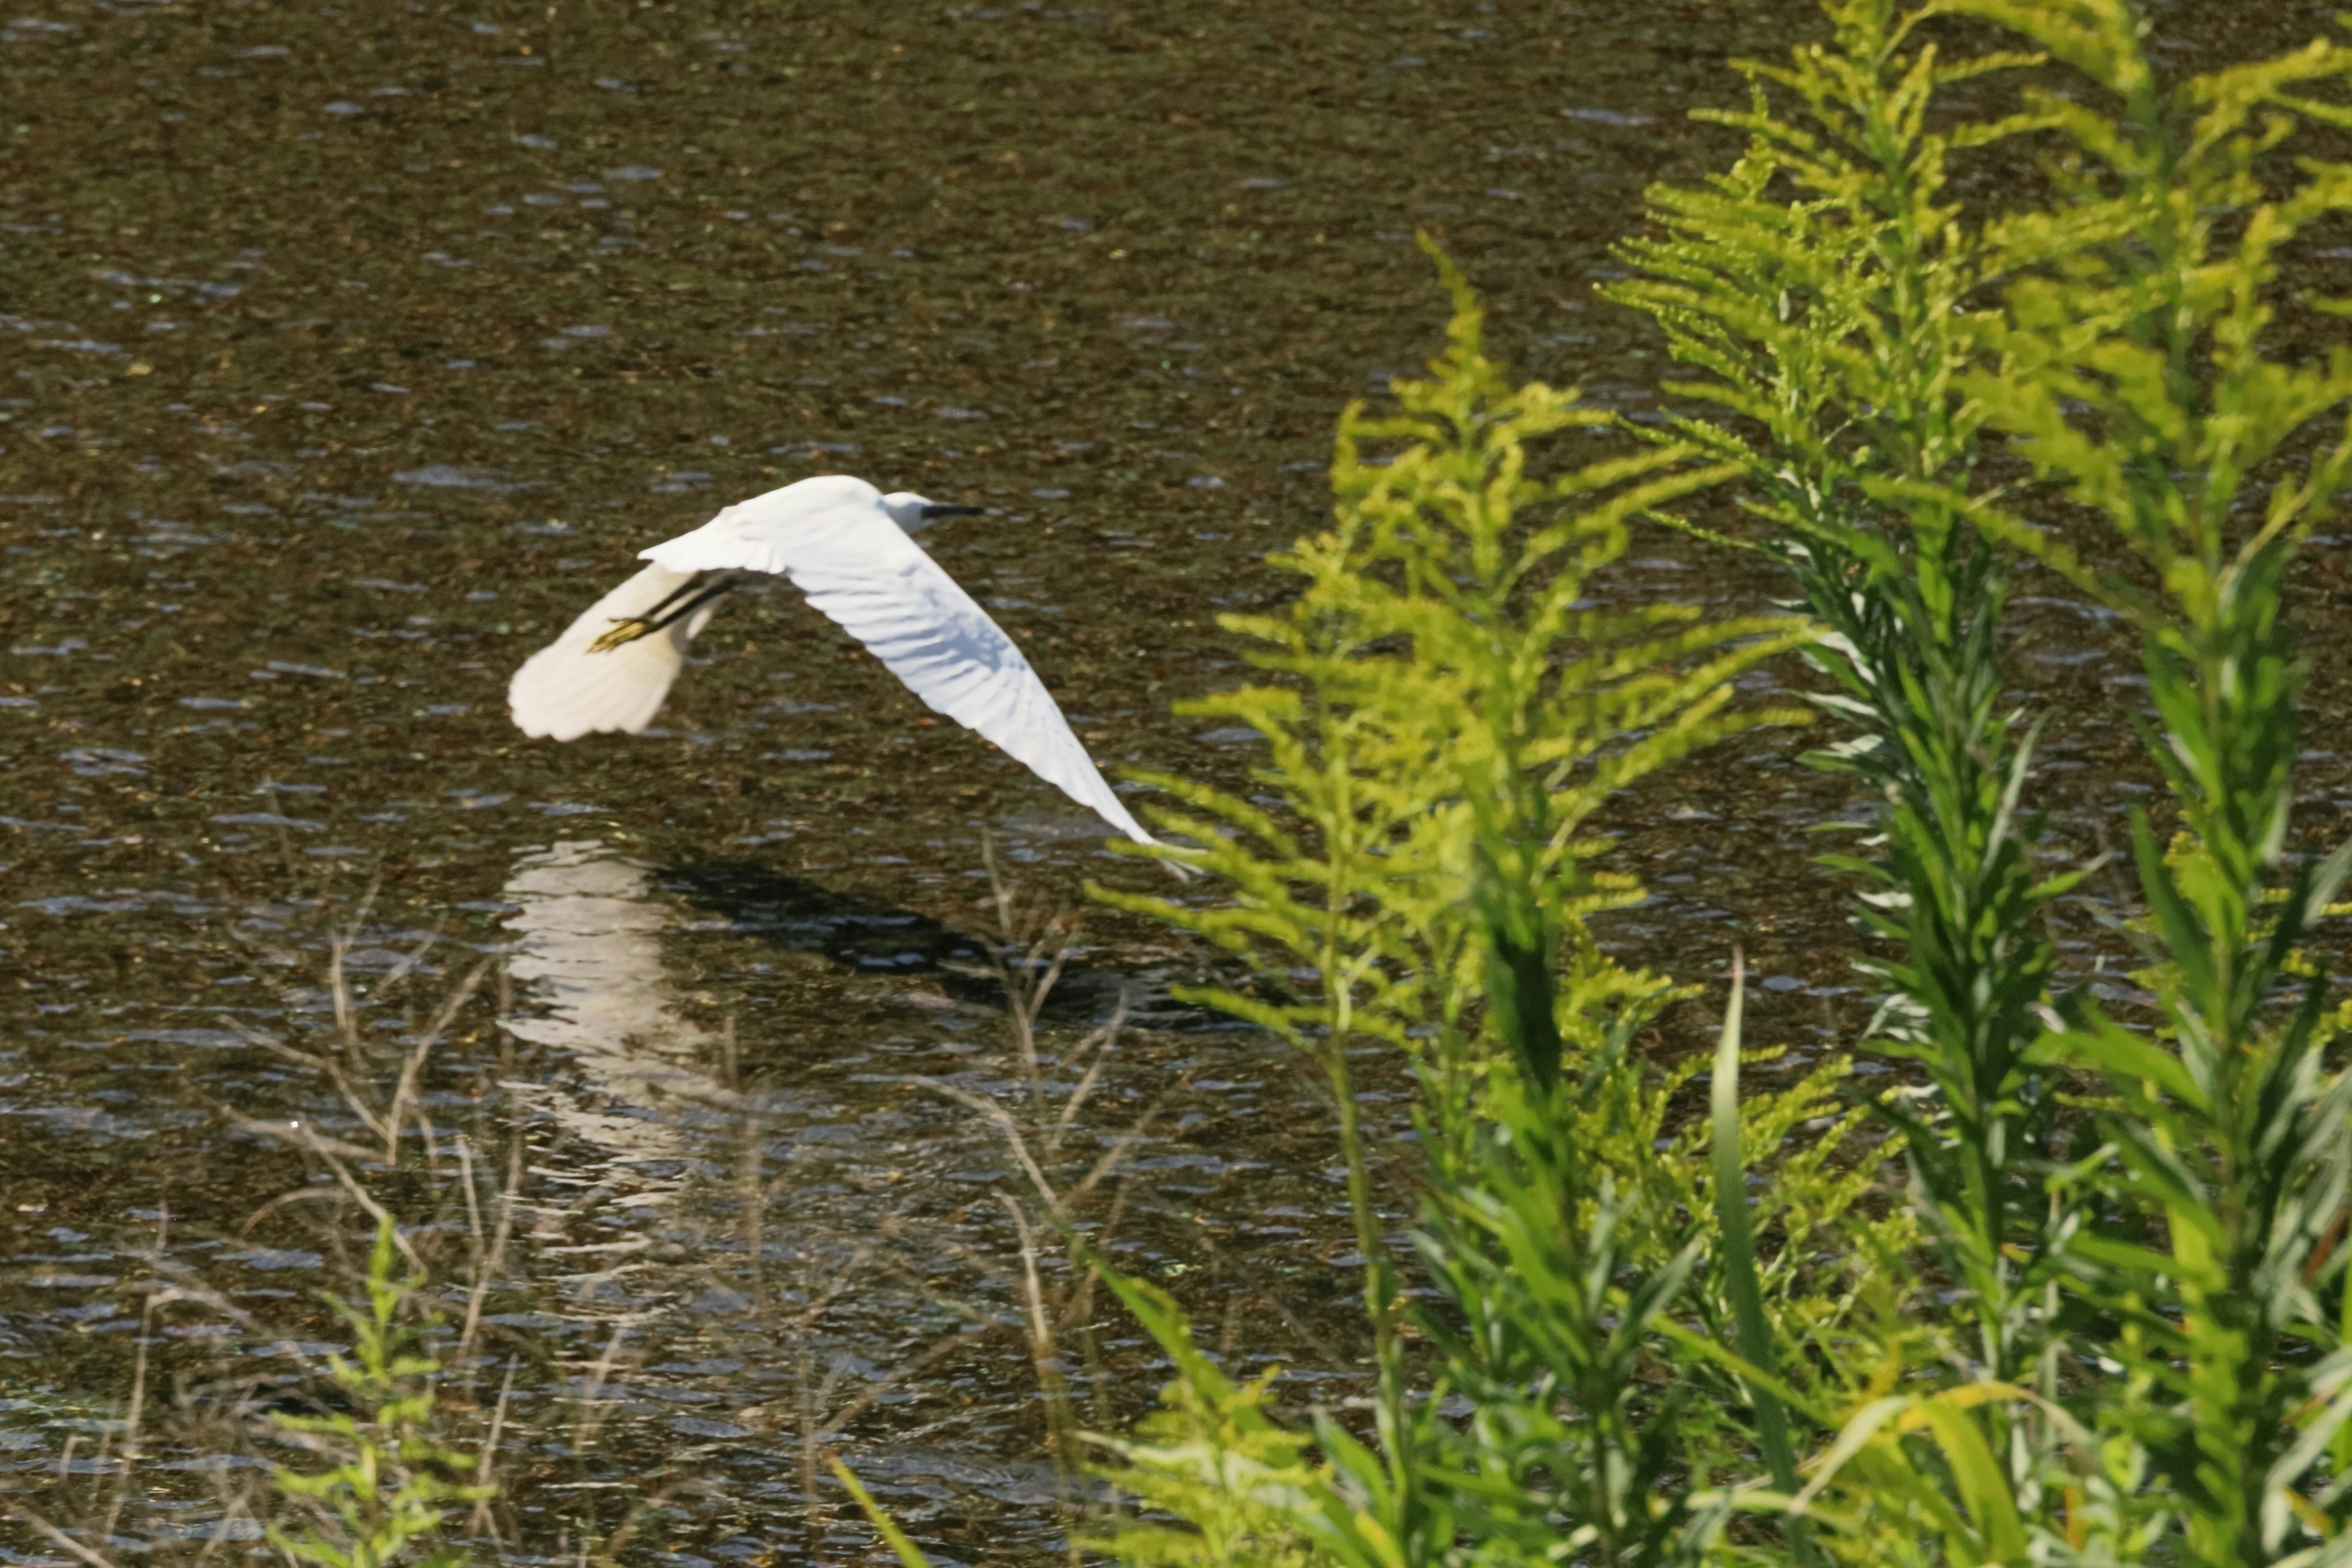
1313,720,1417,1559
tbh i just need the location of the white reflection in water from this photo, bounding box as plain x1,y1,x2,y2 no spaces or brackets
500,839,722,1179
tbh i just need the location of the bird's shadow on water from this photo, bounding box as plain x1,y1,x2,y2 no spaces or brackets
655,858,1233,1030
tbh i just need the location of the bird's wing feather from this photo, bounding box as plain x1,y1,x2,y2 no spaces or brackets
639,499,802,576
641,496,1155,846
508,563,713,741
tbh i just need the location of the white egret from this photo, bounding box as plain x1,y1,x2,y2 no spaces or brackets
507,473,1158,848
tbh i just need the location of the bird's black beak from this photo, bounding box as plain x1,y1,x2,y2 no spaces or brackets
920,503,986,521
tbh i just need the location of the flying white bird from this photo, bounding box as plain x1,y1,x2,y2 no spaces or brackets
507,474,1158,848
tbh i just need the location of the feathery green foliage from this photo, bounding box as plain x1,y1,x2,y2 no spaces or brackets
1080,1267,1348,1568
1605,2,2352,1562
1401,1012,1734,1568
1074,938,1893,1568
1095,249,1828,1564
269,1219,491,1568
1940,2,2352,1559
1607,0,2075,1385
829,9,2352,1568
1102,246,1813,1079
1087,253,1900,1568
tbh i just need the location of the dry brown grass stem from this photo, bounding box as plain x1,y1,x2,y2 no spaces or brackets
981,835,1077,1117
921,1071,1184,1225
190,1479,258,1568
999,1190,1089,1568
368,928,443,997
381,954,493,1168
98,1211,169,1541
223,1035,393,1159
815,1322,1002,1437
282,1126,431,1273
235,1185,359,1239
224,951,492,1171
130,1265,264,1338
567,1320,633,1457
718,1018,772,1318
997,1191,1084,1469
452,1126,524,1384
326,880,382,1065
1049,998,1127,1155
259,780,303,886
786,1240,888,1521
42,854,1215,1561
470,1362,518,1542
921,1078,1064,1202
902,873,1186,1561
23,903,530,1566
456,1133,486,1296
11,1504,123,1568
788,1306,1005,1566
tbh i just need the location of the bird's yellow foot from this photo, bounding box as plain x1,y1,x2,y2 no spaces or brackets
587,618,652,653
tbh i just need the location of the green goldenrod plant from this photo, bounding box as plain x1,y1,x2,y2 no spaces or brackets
1942,2,2352,1559
1607,0,2076,1388
1101,238,1810,1382
1106,246,1811,1046
834,8,2352,1568
1091,253,1895,1568
1079,1268,1344,1568
269,1219,492,1568
1100,241,1817,1234
1609,2,2352,1563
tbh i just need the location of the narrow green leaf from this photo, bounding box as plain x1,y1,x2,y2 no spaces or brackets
831,1459,938,1568
1711,949,1814,1559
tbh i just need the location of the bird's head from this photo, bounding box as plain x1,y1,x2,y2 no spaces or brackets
881,492,986,534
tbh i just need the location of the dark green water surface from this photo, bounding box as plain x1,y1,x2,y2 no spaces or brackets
7,0,2352,1560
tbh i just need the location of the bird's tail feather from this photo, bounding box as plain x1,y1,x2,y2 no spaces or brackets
508,564,711,742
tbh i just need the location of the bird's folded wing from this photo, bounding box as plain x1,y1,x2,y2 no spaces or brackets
642,513,1155,846
508,562,712,741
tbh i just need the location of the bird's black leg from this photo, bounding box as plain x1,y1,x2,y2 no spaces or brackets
640,574,717,622
643,575,740,634
589,573,742,653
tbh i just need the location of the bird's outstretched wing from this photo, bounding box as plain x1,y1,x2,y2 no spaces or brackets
508,563,718,742
641,489,1156,846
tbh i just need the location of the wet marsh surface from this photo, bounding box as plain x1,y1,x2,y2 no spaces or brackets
7,0,2352,1560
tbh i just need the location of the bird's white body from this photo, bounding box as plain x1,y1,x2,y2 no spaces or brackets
508,474,1156,847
